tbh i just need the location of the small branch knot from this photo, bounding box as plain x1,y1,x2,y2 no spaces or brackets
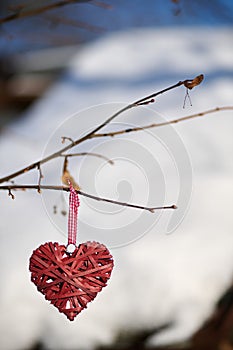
61,136,75,145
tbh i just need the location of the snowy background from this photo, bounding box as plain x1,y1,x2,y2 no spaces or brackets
0,13,233,350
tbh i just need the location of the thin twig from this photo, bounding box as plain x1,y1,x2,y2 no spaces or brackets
61,152,114,164
37,163,44,193
0,1,92,24
0,78,192,185
91,107,233,138
91,1,113,9
133,80,184,105
136,98,155,106
0,185,177,212
45,14,104,33
8,188,15,200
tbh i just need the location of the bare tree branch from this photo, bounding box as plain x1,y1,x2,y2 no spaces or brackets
91,106,233,138
0,1,92,24
0,77,200,185
61,152,114,164
45,14,104,33
0,185,177,213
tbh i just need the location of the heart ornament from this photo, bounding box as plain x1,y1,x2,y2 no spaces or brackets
29,241,113,321
29,183,114,320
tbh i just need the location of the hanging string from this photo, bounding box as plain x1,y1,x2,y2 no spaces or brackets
68,181,80,246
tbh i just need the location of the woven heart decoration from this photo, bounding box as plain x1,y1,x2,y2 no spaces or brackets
29,182,114,320
29,241,113,321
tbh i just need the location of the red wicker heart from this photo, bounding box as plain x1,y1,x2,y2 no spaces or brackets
29,241,114,321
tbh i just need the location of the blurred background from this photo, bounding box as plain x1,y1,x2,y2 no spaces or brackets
0,1,233,350
0,0,232,126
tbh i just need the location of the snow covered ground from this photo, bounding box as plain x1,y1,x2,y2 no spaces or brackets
0,27,232,349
